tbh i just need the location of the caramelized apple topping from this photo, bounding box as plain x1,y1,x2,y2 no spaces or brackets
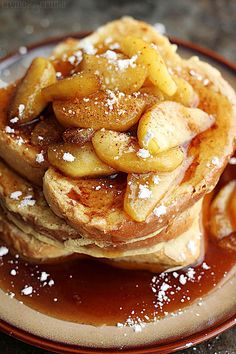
63,128,95,146
48,142,115,178
42,72,100,101
120,36,177,96
172,76,199,107
53,90,157,131
5,30,216,222
31,117,63,147
92,130,184,173
81,53,147,94
9,57,56,124
124,164,184,222
137,101,214,155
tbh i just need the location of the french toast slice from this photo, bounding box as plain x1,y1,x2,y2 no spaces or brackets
0,210,73,261
105,206,204,272
43,164,191,244
0,202,203,272
0,158,199,256
0,159,80,242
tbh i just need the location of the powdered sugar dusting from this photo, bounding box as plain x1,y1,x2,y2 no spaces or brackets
18,195,36,208
16,137,24,145
138,185,152,199
229,157,236,165
9,117,19,124
18,104,25,118
153,205,167,217
211,156,220,166
117,55,138,70
137,148,151,159
153,175,160,184
21,286,33,296
10,191,22,200
36,152,44,163
5,126,15,134
63,152,75,162
0,246,9,257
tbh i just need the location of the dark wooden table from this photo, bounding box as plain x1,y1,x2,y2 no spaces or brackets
0,0,235,353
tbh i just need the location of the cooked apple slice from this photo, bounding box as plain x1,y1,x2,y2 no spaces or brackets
63,128,95,146
81,53,147,94
209,180,236,240
9,57,56,124
92,130,184,173
138,101,214,155
31,117,63,147
124,163,184,222
47,142,115,178
140,86,165,102
120,36,177,96
53,91,156,132
42,72,100,101
172,76,199,107
51,57,76,78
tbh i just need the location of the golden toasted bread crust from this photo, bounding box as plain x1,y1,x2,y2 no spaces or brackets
43,166,196,247
0,201,203,272
0,211,72,261
0,158,200,256
104,210,204,272
0,159,79,241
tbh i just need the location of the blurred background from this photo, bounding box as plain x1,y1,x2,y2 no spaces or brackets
0,0,235,353
0,0,235,62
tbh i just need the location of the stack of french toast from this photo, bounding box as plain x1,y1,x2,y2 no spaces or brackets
0,17,235,272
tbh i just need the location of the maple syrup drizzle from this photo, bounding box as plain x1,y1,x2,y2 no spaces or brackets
0,157,236,327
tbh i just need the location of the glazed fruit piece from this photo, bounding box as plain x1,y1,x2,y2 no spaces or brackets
31,117,63,147
42,72,100,101
137,101,214,155
140,77,198,108
53,91,156,132
140,86,165,102
171,76,199,107
47,142,115,178
81,53,147,94
120,36,177,96
92,130,184,173
124,164,184,222
9,57,56,124
63,128,95,146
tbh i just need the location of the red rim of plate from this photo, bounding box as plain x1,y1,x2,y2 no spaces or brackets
0,33,235,354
